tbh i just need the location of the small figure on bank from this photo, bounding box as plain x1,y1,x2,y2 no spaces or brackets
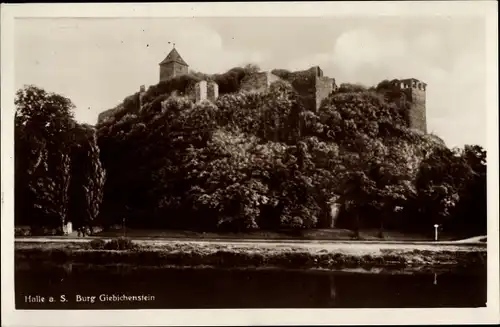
77,226,91,237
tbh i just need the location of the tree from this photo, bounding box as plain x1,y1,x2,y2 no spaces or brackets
243,63,261,74
185,130,272,231
303,90,437,235
454,145,487,236
68,124,106,233
337,83,368,94
15,85,107,234
15,85,76,230
415,146,477,233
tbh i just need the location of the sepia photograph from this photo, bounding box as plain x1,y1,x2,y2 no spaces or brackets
1,2,499,326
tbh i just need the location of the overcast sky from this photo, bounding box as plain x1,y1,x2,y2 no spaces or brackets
15,17,486,148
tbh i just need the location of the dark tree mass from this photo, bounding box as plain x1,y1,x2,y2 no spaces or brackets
15,67,487,238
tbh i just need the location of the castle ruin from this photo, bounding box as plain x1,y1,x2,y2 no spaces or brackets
194,80,219,103
99,46,428,134
156,47,339,112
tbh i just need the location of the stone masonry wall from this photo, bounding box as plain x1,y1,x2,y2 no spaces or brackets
195,80,208,102
194,80,219,102
406,88,427,133
315,77,334,111
290,73,317,112
160,62,189,82
207,81,219,101
240,72,281,93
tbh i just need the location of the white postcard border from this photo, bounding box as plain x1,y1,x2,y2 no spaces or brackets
1,2,499,326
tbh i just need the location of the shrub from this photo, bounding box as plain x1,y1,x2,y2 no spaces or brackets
104,237,137,250
15,227,31,236
89,238,106,250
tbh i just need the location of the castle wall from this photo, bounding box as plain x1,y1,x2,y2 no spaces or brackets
239,70,334,112
194,80,219,102
195,80,208,102
290,72,316,111
160,62,188,82
315,77,334,111
240,72,280,93
406,88,427,133
207,81,219,101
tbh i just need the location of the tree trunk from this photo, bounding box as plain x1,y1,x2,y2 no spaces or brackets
378,207,386,239
354,209,360,239
378,220,384,239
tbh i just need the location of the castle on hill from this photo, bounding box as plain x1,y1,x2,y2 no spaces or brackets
157,47,338,113
99,46,427,134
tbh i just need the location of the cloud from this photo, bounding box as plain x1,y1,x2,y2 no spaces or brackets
15,18,267,124
317,26,485,148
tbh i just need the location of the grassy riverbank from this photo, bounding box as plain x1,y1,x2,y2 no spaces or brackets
15,238,486,273
95,228,466,241
16,226,470,241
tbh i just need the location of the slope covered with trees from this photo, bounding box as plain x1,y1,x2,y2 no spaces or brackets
15,67,488,238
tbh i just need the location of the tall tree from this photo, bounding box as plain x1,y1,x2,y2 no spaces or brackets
68,124,106,233
15,85,76,230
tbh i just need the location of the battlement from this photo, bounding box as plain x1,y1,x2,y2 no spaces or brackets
394,78,427,91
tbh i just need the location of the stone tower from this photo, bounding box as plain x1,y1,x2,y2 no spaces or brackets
396,78,427,133
159,46,189,82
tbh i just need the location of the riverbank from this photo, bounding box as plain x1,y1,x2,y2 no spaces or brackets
15,226,472,241
15,238,486,273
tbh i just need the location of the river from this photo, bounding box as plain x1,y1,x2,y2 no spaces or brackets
15,261,486,309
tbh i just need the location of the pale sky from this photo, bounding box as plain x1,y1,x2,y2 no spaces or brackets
15,17,486,148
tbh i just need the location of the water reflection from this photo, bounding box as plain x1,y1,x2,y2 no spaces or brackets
15,261,486,309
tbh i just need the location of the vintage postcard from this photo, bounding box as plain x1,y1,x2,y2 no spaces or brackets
1,2,499,326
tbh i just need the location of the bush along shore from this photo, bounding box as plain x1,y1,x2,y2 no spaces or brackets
15,238,486,273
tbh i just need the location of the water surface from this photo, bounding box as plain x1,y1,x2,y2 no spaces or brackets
15,261,486,309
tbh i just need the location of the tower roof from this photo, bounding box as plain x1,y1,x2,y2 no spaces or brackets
159,48,188,66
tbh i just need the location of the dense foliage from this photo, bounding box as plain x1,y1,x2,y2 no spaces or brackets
15,86,105,234
15,68,488,238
